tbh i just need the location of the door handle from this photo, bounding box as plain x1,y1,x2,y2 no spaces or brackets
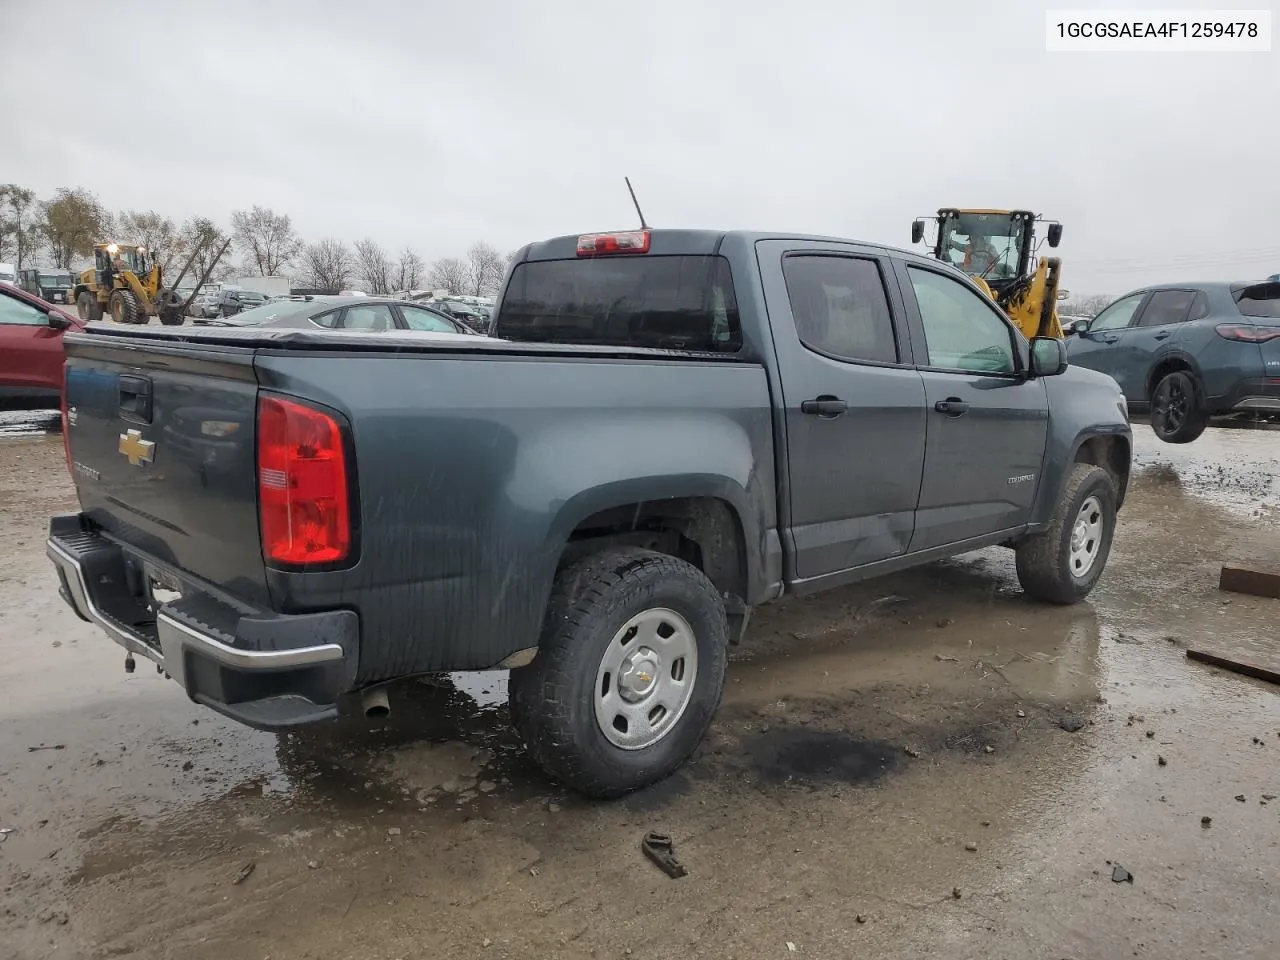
119,374,153,423
1153,331,1171,341
934,397,970,416
801,396,848,418
1099,335,1119,343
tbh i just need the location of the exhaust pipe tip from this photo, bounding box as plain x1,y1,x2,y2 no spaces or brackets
361,685,390,721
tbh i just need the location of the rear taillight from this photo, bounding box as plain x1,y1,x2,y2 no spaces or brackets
1216,323,1280,343
577,230,650,257
257,396,351,566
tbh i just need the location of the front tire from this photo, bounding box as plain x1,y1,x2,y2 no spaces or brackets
108,289,141,325
77,291,102,322
1015,463,1117,605
508,548,729,799
1150,370,1208,443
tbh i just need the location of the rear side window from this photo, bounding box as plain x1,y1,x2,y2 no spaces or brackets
495,256,741,352
1139,290,1196,327
1236,285,1280,318
782,255,897,364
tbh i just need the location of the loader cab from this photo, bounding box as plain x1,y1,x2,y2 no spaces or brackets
96,243,151,277
933,210,1035,294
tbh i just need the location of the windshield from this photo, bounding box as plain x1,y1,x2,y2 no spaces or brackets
938,213,1026,282
40,273,72,288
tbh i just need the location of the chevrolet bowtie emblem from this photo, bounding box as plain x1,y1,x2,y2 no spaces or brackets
118,429,155,466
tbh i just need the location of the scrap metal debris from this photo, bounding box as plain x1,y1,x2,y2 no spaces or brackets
641,831,688,879
1111,864,1133,884
1186,648,1280,686
232,861,256,885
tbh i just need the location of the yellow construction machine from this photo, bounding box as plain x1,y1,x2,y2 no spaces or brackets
71,236,228,326
911,208,1065,340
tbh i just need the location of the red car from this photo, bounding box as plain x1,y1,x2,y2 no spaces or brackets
0,282,83,404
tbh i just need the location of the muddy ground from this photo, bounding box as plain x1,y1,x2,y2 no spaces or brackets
1,416,1277,960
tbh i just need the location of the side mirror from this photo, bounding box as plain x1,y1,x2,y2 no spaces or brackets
1030,336,1068,376
47,311,71,330
1047,223,1063,248
911,220,925,245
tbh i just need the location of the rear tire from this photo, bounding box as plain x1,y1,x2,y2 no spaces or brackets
108,289,141,325
508,547,729,799
1015,463,1117,605
1150,370,1208,443
77,291,102,322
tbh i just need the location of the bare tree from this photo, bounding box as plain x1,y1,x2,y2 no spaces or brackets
354,238,392,295
39,187,110,269
179,217,235,286
464,242,505,297
231,205,301,276
394,247,425,290
427,256,468,294
0,185,39,268
117,210,185,274
301,239,355,292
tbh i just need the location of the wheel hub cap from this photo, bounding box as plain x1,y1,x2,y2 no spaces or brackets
1068,495,1105,578
618,648,659,702
594,607,699,751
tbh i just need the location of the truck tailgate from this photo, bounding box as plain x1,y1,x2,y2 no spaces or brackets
63,336,269,607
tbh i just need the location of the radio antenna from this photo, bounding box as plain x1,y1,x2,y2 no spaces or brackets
624,177,650,230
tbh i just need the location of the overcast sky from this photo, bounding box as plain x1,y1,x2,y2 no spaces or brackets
4,0,1277,294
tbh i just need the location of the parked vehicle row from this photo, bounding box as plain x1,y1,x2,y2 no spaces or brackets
196,295,483,336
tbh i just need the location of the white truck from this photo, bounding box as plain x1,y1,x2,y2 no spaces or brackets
233,275,292,298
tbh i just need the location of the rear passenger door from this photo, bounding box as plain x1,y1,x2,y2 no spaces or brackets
756,240,927,582
893,261,1049,551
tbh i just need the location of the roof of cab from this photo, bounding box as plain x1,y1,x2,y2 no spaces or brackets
517,228,936,268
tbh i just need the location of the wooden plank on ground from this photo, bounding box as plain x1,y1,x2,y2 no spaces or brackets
1218,565,1280,599
1186,648,1280,687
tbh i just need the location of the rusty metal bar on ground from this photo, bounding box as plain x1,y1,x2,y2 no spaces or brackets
1186,648,1280,687
1219,565,1280,599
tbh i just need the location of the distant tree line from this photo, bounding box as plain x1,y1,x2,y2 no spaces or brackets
1058,294,1114,317
0,184,513,297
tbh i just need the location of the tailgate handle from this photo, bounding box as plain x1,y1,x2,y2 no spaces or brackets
119,375,153,423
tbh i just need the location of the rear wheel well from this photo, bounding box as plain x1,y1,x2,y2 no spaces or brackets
560,497,749,640
1147,357,1196,400
1073,435,1130,507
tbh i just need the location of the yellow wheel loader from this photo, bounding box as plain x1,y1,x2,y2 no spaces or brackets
71,237,228,327
911,209,1066,340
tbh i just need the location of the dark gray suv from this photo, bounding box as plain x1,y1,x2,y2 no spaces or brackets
1066,280,1280,442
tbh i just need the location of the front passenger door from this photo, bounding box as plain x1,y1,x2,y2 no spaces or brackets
1064,292,1148,384
895,263,1049,551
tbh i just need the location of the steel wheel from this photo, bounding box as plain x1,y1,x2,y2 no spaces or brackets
594,607,698,751
1069,494,1104,578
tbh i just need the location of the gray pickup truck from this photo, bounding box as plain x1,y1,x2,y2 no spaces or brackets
48,228,1132,797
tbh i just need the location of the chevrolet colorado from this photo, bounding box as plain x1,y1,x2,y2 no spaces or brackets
47,228,1131,797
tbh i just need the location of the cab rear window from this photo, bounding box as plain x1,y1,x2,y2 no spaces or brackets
495,255,741,352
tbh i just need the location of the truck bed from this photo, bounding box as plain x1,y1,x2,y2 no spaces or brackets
55,323,777,726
